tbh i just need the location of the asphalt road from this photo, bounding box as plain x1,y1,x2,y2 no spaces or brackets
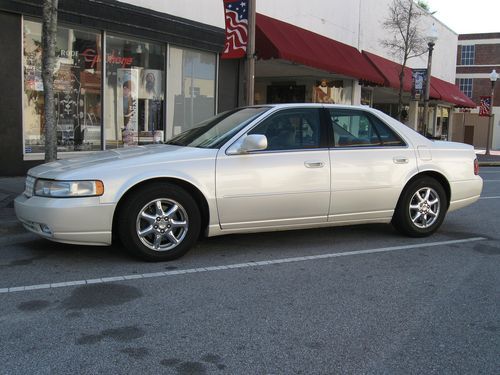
1,168,499,374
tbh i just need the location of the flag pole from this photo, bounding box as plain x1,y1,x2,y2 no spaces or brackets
246,0,256,106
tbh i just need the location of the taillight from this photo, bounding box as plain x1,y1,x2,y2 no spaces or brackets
474,158,479,175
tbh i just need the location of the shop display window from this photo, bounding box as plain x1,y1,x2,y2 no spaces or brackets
104,35,165,148
23,20,102,154
167,47,216,138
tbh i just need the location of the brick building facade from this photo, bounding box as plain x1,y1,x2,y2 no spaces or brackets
454,33,500,150
456,33,500,104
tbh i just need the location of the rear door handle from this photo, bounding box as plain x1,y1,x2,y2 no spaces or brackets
393,156,409,164
304,161,325,168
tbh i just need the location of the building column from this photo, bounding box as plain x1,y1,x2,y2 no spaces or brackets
351,80,362,105
407,100,419,131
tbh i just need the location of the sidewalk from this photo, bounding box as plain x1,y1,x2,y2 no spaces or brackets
475,149,500,166
0,177,27,236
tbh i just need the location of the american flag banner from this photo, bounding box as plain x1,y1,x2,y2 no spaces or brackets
222,0,248,59
479,96,491,117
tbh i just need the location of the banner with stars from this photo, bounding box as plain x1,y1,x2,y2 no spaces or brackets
222,0,248,59
479,96,491,117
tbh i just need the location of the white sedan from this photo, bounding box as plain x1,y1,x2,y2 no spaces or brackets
15,104,483,261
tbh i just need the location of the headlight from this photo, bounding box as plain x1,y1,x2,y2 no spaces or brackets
34,179,104,197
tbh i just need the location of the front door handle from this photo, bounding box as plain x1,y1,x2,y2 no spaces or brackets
304,161,325,168
393,156,409,164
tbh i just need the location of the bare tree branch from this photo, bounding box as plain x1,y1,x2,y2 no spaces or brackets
380,0,426,121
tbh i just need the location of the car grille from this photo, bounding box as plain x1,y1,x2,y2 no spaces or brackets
24,176,35,198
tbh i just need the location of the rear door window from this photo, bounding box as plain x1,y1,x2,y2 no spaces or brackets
328,109,405,148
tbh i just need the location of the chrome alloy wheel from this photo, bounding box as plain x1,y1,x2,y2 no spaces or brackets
135,198,189,251
408,187,440,229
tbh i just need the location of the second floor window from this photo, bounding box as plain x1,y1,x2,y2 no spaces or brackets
460,45,475,65
459,78,473,98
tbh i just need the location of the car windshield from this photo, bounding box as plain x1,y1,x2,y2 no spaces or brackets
166,107,270,148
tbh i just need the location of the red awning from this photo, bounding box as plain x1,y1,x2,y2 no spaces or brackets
363,50,476,108
256,14,385,85
430,77,477,108
362,51,413,92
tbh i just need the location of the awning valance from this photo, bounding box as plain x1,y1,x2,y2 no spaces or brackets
256,14,385,85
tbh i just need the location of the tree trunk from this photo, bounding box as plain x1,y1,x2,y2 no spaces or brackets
41,0,59,162
397,66,405,121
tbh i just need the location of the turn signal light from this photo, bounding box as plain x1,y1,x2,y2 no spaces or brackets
95,180,105,196
474,158,479,175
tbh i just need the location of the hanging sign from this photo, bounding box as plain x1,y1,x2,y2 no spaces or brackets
479,96,491,117
411,68,427,100
222,0,248,59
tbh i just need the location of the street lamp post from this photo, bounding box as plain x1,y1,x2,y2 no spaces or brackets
486,69,498,155
422,24,438,136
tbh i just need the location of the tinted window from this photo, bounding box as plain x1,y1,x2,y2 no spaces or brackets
328,109,404,147
249,108,321,151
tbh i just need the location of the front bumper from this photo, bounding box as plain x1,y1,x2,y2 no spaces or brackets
14,194,115,246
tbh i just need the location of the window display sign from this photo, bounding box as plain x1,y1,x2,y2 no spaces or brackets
105,35,166,148
117,68,139,146
312,79,351,104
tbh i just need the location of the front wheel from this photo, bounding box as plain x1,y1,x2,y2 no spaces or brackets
118,183,201,261
392,177,447,237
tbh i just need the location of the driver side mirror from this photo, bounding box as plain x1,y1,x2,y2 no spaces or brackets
227,134,268,155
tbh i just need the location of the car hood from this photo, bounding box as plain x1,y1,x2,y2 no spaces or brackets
28,144,215,179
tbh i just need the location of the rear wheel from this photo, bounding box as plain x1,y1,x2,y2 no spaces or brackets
392,177,447,237
118,183,201,261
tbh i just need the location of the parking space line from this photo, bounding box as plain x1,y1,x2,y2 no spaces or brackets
0,237,486,295
479,196,500,200
483,180,500,182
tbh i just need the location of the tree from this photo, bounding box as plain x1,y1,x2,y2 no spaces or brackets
41,0,59,162
380,0,426,121
417,1,436,14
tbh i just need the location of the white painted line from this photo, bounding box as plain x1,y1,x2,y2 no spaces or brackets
479,196,500,200
0,237,486,295
483,180,500,182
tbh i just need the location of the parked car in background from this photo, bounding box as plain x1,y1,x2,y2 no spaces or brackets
15,104,483,261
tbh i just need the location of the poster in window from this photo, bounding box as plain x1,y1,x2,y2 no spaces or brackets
117,68,139,146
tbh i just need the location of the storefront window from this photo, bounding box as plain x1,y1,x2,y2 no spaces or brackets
104,35,165,148
167,47,216,138
23,20,102,154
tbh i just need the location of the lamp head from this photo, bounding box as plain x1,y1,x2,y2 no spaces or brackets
426,24,438,45
490,69,498,82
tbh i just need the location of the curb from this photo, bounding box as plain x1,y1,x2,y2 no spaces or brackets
478,162,500,167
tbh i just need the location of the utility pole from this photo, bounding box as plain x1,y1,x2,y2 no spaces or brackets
246,0,256,106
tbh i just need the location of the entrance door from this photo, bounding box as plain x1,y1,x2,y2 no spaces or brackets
464,126,474,145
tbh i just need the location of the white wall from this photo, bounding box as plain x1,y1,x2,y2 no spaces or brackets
117,0,225,28
120,0,458,83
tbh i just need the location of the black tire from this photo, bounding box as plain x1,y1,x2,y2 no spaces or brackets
392,177,447,237
118,183,201,261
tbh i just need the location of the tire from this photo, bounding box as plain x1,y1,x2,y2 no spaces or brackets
392,177,447,237
118,183,201,261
